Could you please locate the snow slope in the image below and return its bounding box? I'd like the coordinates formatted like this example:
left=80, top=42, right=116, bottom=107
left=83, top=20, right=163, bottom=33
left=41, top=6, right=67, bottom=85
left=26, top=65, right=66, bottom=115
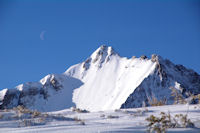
left=0, top=104, right=200, bottom=133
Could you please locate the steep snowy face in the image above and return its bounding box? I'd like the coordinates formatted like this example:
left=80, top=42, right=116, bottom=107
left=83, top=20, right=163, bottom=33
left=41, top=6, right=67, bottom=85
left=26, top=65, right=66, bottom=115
left=65, top=46, right=157, bottom=111
left=65, top=46, right=200, bottom=111
left=0, top=74, right=83, bottom=112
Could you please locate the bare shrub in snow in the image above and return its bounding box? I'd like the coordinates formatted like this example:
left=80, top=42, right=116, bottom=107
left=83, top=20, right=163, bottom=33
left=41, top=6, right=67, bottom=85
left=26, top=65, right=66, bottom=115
left=146, top=112, right=195, bottom=133
left=43, top=113, right=49, bottom=118
left=148, top=96, right=166, bottom=106
left=31, top=110, right=41, bottom=118
left=171, top=86, right=200, bottom=105
left=20, top=119, right=32, bottom=127
left=73, top=117, right=85, bottom=125
left=13, top=105, right=42, bottom=118
left=106, top=115, right=119, bottom=119
left=114, top=109, right=121, bottom=112
left=19, top=118, right=46, bottom=127
left=38, top=117, right=46, bottom=123
left=137, top=109, right=148, bottom=115
left=198, top=94, right=200, bottom=104
left=1, top=107, right=74, bottom=127
left=0, top=114, right=4, bottom=119
left=12, top=105, right=48, bottom=127
left=71, top=107, right=89, bottom=113
left=174, top=114, right=194, bottom=128
left=80, top=121, right=85, bottom=125
left=171, top=87, right=186, bottom=104
left=129, top=109, right=148, bottom=117
left=100, top=114, right=105, bottom=118
left=14, top=105, right=32, bottom=114
left=188, top=93, right=200, bottom=104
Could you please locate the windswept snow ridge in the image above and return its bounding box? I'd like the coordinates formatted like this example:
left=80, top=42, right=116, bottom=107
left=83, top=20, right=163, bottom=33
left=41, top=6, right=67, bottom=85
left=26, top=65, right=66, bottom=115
left=0, top=45, right=200, bottom=112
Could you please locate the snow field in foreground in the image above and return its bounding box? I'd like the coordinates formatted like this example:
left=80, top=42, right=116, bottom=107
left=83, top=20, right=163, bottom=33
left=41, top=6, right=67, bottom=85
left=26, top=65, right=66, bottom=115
left=0, top=104, right=200, bottom=133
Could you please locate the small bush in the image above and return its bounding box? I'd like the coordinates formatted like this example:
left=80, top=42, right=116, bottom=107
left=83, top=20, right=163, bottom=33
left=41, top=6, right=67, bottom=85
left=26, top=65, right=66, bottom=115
left=19, top=118, right=46, bottom=127
left=1, top=106, right=75, bottom=127
left=21, top=119, right=32, bottom=127
left=13, top=105, right=32, bottom=114
left=197, top=94, right=200, bottom=104
left=106, top=115, right=119, bottom=119
left=74, top=117, right=82, bottom=122
left=43, top=113, right=49, bottom=118
left=122, top=110, right=129, bottom=114
left=71, top=107, right=89, bottom=113
left=148, top=96, right=166, bottom=106
left=134, top=109, right=148, bottom=117
left=80, top=121, right=85, bottom=125
left=0, top=114, right=4, bottom=119
left=31, top=110, right=41, bottom=118
left=100, top=114, right=105, bottom=118
left=13, top=105, right=42, bottom=119
left=38, top=117, right=46, bottom=123
left=73, top=117, right=85, bottom=125
left=189, top=94, right=200, bottom=104
left=171, top=87, right=186, bottom=104
left=114, top=109, right=121, bottom=112
left=146, top=112, right=195, bottom=133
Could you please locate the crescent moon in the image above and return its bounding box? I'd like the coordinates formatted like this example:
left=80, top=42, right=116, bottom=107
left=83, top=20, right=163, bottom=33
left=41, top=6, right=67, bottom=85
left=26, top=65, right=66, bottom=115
left=40, top=31, right=46, bottom=40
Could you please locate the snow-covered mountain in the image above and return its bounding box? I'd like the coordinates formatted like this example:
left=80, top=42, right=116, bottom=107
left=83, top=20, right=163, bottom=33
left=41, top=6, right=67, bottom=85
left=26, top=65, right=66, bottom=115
left=0, top=74, right=83, bottom=112
left=0, top=45, right=200, bottom=112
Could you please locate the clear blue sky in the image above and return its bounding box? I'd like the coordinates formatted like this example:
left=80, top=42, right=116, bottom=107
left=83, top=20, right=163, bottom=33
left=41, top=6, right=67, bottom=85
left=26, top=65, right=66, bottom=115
left=0, top=0, right=200, bottom=90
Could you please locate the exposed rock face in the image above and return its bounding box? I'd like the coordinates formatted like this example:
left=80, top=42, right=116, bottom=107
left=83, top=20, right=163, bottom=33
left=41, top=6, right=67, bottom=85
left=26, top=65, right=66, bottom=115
left=0, top=45, right=200, bottom=112
left=0, top=89, right=20, bottom=109
left=121, top=56, right=200, bottom=108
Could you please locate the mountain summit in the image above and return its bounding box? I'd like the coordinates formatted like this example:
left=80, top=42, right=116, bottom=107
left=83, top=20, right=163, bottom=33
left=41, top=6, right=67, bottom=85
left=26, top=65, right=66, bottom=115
left=1, top=45, right=200, bottom=112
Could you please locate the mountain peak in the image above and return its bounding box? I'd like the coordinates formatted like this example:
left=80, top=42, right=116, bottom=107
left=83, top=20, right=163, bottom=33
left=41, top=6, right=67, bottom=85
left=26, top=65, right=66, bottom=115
left=90, top=45, right=118, bottom=61
left=83, top=45, right=119, bottom=69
